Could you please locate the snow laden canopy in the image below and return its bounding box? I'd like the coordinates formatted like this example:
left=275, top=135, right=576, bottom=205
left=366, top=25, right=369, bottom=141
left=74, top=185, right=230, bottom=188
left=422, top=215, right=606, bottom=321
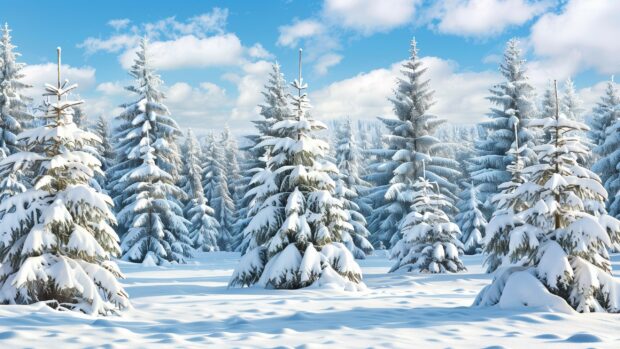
left=233, top=63, right=292, bottom=253
left=471, top=39, right=537, bottom=214
left=333, top=119, right=373, bottom=259
left=390, top=171, right=465, bottom=273
left=0, top=23, right=34, bottom=159
left=230, top=50, right=363, bottom=290
left=455, top=182, right=487, bottom=255
left=112, top=38, right=191, bottom=265
left=0, top=48, right=129, bottom=315
left=181, top=129, right=220, bottom=252
left=476, top=84, right=620, bottom=313
left=368, top=38, right=460, bottom=249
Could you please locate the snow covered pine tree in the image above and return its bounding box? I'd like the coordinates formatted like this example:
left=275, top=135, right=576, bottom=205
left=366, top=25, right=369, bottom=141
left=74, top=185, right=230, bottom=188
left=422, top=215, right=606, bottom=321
left=229, top=49, right=363, bottom=290
left=0, top=48, right=129, bottom=314
left=334, top=119, right=373, bottom=259
left=455, top=182, right=487, bottom=255
left=368, top=38, right=460, bottom=249
left=471, top=39, right=537, bottom=214
left=181, top=129, right=220, bottom=251
left=112, top=38, right=192, bottom=265
left=475, top=82, right=620, bottom=313
left=390, top=161, right=465, bottom=273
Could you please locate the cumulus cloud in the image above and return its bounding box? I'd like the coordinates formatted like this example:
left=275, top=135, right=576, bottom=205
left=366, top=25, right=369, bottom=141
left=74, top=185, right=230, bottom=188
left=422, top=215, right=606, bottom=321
left=277, top=19, right=325, bottom=47
left=312, top=57, right=497, bottom=124
left=314, top=53, right=343, bottom=75
left=108, top=18, right=131, bottom=31
left=21, top=63, right=96, bottom=98
left=427, top=0, right=550, bottom=37
left=322, top=0, right=419, bottom=35
left=529, top=0, right=620, bottom=75
left=118, top=34, right=244, bottom=70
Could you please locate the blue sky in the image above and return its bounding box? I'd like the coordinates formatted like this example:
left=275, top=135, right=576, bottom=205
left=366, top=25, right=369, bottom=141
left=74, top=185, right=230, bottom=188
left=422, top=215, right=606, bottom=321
left=2, top=0, right=618, bottom=134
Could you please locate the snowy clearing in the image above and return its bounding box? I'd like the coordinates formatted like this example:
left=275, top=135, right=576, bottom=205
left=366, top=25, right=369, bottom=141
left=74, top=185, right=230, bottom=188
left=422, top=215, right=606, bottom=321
left=1, top=252, right=619, bottom=348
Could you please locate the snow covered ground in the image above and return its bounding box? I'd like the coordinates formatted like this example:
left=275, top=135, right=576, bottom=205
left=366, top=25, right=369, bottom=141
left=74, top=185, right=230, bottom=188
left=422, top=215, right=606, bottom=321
left=1, top=252, right=620, bottom=348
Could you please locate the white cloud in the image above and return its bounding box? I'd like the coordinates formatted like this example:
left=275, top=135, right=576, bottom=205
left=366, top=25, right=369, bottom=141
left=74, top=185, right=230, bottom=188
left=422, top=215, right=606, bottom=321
left=21, top=63, right=96, bottom=98
left=314, top=53, right=343, bottom=75
left=118, top=34, right=244, bottom=70
left=108, top=18, right=131, bottom=31
left=277, top=19, right=325, bottom=47
left=529, top=0, right=620, bottom=75
left=79, top=34, right=139, bottom=55
left=312, top=57, right=497, bottom=124
left=428, top=0, right=550, bottom=37
left=248, top=43, right=273, bottom=59
left=96, top=81, right=127, bottom=96
left=230, top=61, right=272, bottom=124
left=322, top=0, right=419, bottom=34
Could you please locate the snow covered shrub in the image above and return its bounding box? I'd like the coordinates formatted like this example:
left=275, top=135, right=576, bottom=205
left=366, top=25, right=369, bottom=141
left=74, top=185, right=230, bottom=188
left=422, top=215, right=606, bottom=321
left=476, top=88, right=620, bottom=313
left=390, top=176, right=465, bottom=273
left=0, top=49, right=129, bottom=315
left=229, top=51, right=364, bottom=290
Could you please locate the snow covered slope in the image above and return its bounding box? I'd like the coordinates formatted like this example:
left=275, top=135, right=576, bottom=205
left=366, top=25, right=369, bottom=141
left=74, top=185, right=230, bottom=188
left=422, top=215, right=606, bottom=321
left=0, top=252, right=619, bottom=348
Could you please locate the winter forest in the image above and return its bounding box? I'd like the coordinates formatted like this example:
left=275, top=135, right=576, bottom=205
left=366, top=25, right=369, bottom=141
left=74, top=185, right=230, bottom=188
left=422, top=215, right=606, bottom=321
left=1, top=1, right=620, bottom=348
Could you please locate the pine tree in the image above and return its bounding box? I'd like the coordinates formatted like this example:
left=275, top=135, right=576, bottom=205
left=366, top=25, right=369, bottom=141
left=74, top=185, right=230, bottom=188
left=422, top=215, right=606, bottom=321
left=229, top=50, right=363, bottom=290
left=455, top=182, right=487, bottom=255
left=234, top=63, right=293, bottom=253
left=0, top=49, right=129, bottom=314
left=181, top=129, right=219, bottom=251
left=390, top=172, right=465, bottom=273
left=367, top=38, right=460, bottom=249
left=0, top=23, right=34, bottom=158
left=109, top=38, right=186, bottom=241
left=334, top=119, right=373, bottom=259
left=72, top=104, right=87, bottom=128
left=562, top=78, right=584, bottom=121
left=476, top=83, right=620, bottom=313
left=593, top=94, right=620, bottom=221
left=588, top=80, right=619, bottom=151
left=470, top=39, right=537, bottom=214
left=92, top=116, right=114, bottom=190
left=202, top=133, right=235, bottom=251
left=482, top=123, right=533, bottom=272
left=118, top=129, right=192, bottom=265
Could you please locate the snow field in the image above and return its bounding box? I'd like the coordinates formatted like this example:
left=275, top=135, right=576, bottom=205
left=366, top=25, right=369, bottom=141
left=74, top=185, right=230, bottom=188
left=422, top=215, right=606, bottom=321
left=1, top=252, right=619, bottom=348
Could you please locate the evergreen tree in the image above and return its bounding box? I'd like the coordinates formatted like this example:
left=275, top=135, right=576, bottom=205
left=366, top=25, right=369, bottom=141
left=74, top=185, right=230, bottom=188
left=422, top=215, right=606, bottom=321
left=234, top=63, right=293, bottom=253
left=482, top=123, right=532, bottom=272
left=0, top=23, right=34, bottom=158
left=476, top=83, right=620, bottom=313
left=367, top=38, right=460, bottom=248
left=588, top=80, right=619, bottom=151
left=562, top=78, right=584, bottom=121
left=202, top=133, right=235, bottom=251
left=334, top=119, right=373, bottom=259
left=72, top=104, right=87, bottom=128
left=470, top=39, right=537, bottom=213
left=181, top=129, right=220, bottom=251
left=229, top=51, right=363, bottom=290
left=118, top=129, right=192, bottom=264
left=0, top=49, right=129, bottom=314
left=390, top=173, right=465, bottom=273
left=92, top=116, right=114, bottom=190
left=109, top=38, right=186, bottom=240
left=455, top=182, right=487, bottom=255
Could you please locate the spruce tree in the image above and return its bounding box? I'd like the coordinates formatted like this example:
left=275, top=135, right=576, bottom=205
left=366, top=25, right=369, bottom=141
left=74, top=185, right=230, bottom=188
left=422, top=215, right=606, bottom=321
left=0, top=23, right=34, bottom=158
left=181, top=129, right=220, bottom=251
left=234, top=63, right=293, bottom=253
left=92, top=116, right=114, bottom=190
left=0, top=49, right=129, bottom=314
left=455, top=182, right=487, bottom=255
left=588, top=80, right=619, bottom=151
left=118, top=129, right=192, bottom=264
left=109, top=38, right=186, bottom=241
left=470, top=39, right=537, bottom=213
left=367, top=38, right=460, bottom=248
left=390, top=172, right=465, bottom=273
left=334, top=119, right=373, bottom=259
left=476, top=83, right=620, bottom=313
left=562, top=78, right=584, bottom=121
left=202, top=133, right=235, bottom=251
left=229, top=50, right=363, bottom=290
